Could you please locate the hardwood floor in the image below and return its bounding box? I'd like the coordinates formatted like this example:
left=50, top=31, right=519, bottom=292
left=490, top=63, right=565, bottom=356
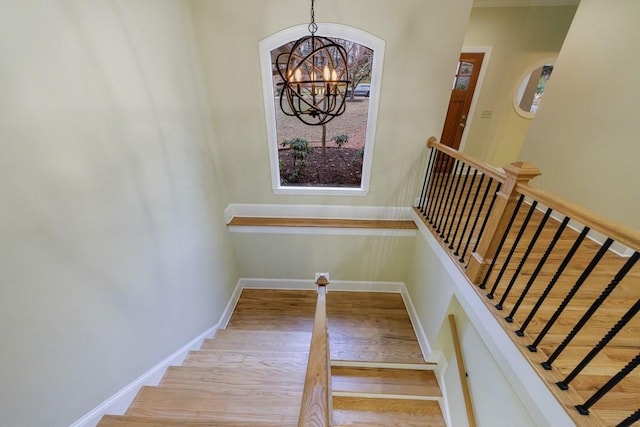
left=100, top=289, right=445, bottom=426
left=229, top=289, right=444, bottom=426
left=228, top=289, right=426, bottom=364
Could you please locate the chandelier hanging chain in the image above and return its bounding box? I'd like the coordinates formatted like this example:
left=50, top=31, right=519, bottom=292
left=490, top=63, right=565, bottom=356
left=308, top=0, right=317, bottom=35
left=275, top=0, right=351, bottom=126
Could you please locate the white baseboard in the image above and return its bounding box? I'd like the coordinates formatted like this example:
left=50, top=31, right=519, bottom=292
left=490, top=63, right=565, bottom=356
left=238, top=277, right=406, bottom=293
left=400, top=287, right=432, bottom=361
left=429, top=350, right=453, bottom=427
left=71, top=279, right=250, bottom=427
left=218, top=279, right=244, bottom=329
left=70, top=323, right=218, bottom=427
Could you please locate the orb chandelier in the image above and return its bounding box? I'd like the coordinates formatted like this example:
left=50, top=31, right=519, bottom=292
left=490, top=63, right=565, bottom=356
left=275, top=0, right=350, bottom=126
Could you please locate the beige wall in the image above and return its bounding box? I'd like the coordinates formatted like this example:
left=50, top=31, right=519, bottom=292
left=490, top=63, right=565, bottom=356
left=0, top=2, right=238, bottom=425
left=405, top=235, right=541, bottom=427
left=462, top=6, right=576, bottom=167
left=519, top=0, right=640, bottom=230
left=231, top=232, right=415, bottom=282
left=190, top=0, right=474, bottom=207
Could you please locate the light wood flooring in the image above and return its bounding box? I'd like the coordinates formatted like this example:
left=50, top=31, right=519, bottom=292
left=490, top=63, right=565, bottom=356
left=99, top=289, right=445, bottom=426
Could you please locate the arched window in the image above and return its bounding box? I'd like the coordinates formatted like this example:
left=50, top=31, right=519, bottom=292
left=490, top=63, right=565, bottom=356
left=259, top=24, right=385, bottom=196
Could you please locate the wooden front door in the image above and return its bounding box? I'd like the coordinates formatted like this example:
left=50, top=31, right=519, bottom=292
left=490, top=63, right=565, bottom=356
left=440, top=52, right=484, bottom=151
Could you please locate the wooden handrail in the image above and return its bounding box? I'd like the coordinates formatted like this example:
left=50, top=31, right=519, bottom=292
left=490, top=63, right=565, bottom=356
left=298, top=275, right=331, bottom=427
left=516, top=183, right=640, bottom=252
left=448, top=314, right=477, bottom=427
left=425, top=136, right=640, bottom=281
left=426, top=136, right=506, bottom=183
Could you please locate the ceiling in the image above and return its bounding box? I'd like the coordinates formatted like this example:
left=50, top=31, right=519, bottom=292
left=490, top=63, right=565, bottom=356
left=474, top=0, right=579, bottom=6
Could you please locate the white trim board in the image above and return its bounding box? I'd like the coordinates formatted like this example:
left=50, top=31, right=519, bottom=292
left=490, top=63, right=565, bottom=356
left=458, top=46, right=492, bottom=154
left=238, top=277, right=405, bottom=293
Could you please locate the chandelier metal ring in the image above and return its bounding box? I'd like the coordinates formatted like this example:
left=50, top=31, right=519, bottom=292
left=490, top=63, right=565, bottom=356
left=275, top=0, right=351, bottom=126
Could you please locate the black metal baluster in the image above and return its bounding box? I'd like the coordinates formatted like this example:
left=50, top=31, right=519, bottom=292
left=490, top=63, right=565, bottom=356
left=529, top=237, right=613, bottom=353
left=509, top=215, right=569, bottom=325
left=488, top=199, right=537, bottom=301
left=557, top=298, right=640, bottom=390
left=473, top=181, right=502, bottom=253
left=450, top=169, right=477, bottom=251
left=617, top=408, right=640, bottom=427
left=428, top=154, right=453, bottom=225
left=460, top=174, right=489, bottom=263
left=501, top=207, right=553, bottom=318
left=425, top=153, right=445, bottom=221
left=575, top=353, right=640, bottom=416
left=454, top=172, right=482, bottom=261
left=426, top=154, right=446, bottom=223
left=418, top=148, right=436, bottom=211
left=435, top=160, right=460, bottom=234
left=542, top=251, right=639, bottom=370
left=519, top=226, right=590, bottom=338
left=422, top=152, right=442, bottom=219
left=480, top=193, right=524, bottom=290
left=440, top=163, right=466, bottom=241
left=444, top=165, right=472, bottom=248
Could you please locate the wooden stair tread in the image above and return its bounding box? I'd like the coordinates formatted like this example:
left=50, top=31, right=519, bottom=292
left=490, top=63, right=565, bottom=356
left=182, top=349, right=309, bottom=368
left=227, top=216, right=417, bottom=230
left=332, top=366, right=441, bottom=397
left=160, top=365, right=305, bottom=390
left=98, top=415, right=284, bottom=426
left=202, top=329, right=311, bottom=352
left=332, top=396, right=445, bottom=427
left=331, top=344, right=424, bottom=365
left=126, top=386, right=301, bottom=425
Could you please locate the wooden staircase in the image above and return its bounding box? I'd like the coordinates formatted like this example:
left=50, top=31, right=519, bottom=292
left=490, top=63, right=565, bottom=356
left=331, top=365, right=444, bottom=426
left=98, top=289, right=446, bottom=426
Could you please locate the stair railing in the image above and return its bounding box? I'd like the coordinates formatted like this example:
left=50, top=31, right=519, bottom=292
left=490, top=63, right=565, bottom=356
left=298, top=275, right=332, bottom=427
left=416, top=137, right=640, bottom=425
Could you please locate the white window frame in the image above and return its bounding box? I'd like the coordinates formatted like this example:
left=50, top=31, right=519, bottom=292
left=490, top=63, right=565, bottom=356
left=259, top=23, right=385, bottom=196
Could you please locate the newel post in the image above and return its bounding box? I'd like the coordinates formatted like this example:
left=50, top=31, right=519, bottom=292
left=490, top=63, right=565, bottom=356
left=466, top=161, right=541, bottom=284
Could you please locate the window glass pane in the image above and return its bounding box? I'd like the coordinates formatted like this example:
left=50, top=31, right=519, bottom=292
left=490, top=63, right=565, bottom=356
left=455, top=76, right=470, bottom=90
left=459, top=62, right=473, bottom=76
left=271, top=39, right=373, bottom=188
left=531, top=65, right=554, bottom=112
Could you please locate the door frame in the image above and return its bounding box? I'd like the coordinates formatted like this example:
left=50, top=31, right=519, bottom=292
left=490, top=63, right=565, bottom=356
left=456, top=46, right=492, bottom=152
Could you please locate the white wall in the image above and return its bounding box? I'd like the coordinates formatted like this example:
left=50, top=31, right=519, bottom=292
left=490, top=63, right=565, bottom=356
left=519, top=0, right=640, bottom=230
left=462, top=6, right=576, bottom=167
left=0, top=2, right=238, bottom=425
left=190, top=0, right=474, bottom=207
